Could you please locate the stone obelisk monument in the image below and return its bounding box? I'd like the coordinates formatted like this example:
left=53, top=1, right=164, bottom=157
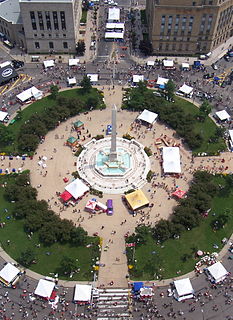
left=109, top=104, right=117, bottom=162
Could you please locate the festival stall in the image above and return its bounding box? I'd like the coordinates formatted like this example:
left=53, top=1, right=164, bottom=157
left=162, top=147, right=181, bottom=174
left=156, top=76, right=169, bottom=89
left=205, top=261, right=229, bottom=283
left=60, top=190, right=72, bottom=203
left=173, top=278, right=194, bottom=301
left=172, top=189, right=186, bottom=199
left=0, top=263, right=22, bottom=287
left=163, top=60, right=175, bottom=70
left=68, top=58, right=80, bottom=66
left=105, top=32, right=124, bottom=41
left=67, top=77, right=76, bottom=87
left=65, top=178, right=89, bottom=200
left=34, top=279, right=55, bottom=300
left=147, top=61, right=155, bottom=66
left=137, top=109, right=158, bottom=126
left=43, top=60, right=55, bottom=69
left=16, top=86, right=43, bottom=103
left=73, top=284, right=92, bottom=304
left=74, top=120, right=84, bottom=131
left=87, top=74, right=98, bottom=83
left=181, top=63, right=190, bottom=70
left=108, top=7, right=120, bottom=22
left=215, top=110, right=231, bottom=122
left=85, top=199, right=97, bottom=212
left=66, top=137, right=78, bottom=147
left=0, top=111, right=9, bottom=123
left=125, top=190, right=149, bottom=211
left=177, top=84, right=193, bottom=97
left=132, top=75, right=144, bottom=84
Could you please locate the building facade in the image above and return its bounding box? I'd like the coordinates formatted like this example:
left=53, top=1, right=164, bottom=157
left=19, top=0, right=82, bottom=54
left=146, top=0, right=233, bottom=55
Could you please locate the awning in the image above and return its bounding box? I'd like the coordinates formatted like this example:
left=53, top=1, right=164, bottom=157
left=34, top=279, right=55, bottom=299
left=137, top=109, right=158, bottom=124
left=68, top=58, right=80, bottom=66
left=0, top=111, right=8, bottom=122
left=67, top=77, right=76, bottom=85
left=174, top=278, right=194, bottom=301
left=172, top=189, right=186, bottom=199
left=215, top=110, right=230, bottom=121
left=65, top=178, right=89, bottom=200
left=74, top=284, right=92, bottom=302
left=162, top=147, right=181, bottom=173
left=16, top=86, right=43, bottom=102
left=105, top=32, right=124, bottom=39
left=147, top=61, right=155, bottom=66
left=181, top=63, right=190, bottom=69
left=125, top=189, right=149, bottom=211
left=87, top=74, right=98, bottom=82
left=163, top=60, right=174, bottom=67
left=206, top=261, right=228, bottom=283
left=178, top=84, right=193, bottom=95
left=0, top=263, right=21, bottom=285
left=156, top=76, right=169, bottom=86
left=43, top=60, right=55, bottom=68
left=60, top=190, right=72, bottom=202
left=133, top=282, right=144, bottom=292
left=108, top=7, right=120, bottom=21
left=133, top=75, right=144, bottom=83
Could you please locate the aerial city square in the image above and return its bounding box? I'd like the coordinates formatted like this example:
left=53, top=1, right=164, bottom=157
left=0, top=0, right=232, bottom=319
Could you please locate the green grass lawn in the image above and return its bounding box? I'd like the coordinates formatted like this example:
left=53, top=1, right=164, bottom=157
left=80, top=9, right=88, bottom=24
left=0, top=175, right=99, bottom=281
left=128, top=176, right=233, bottom=280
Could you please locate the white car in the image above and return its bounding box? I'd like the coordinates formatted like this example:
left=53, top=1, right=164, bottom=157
left=212, top=64, right=218, bottom=70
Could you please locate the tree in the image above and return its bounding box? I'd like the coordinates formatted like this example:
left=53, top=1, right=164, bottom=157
left=80, top=75, right=92, bottom=93
left=76, top=40, right=85, bottom=56
left=152, top=220, right=172, bottom=242
left=60, top=256, right=77, bottom=275
left=39, top=224, right=57, bottom=245
left=165, top=80, right=176, bottom=99
left=71, top=227, right=88, bottom=246
left=211, top=214, right=229, bottom=231
left=19, top=248, right=36, bottom=267
left=199, top=100, right=212, bottom=116
left=215, top=126, right=225, bottom=139
left=0, top=124, right=14, bottom=146
left=139, top=40, right=153, bottom=56
left=50, top=85, right=59, bottom=100
left=18, top=134, right=40, bottom=152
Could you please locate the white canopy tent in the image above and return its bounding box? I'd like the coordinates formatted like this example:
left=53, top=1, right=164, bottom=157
left=68, top=59, right=80, bottom=66
left=215, top=110, right=230, bottom=121
left=74, top=284, right=92, bottom=302
left=162, top=147, right=181, bottom=173
left=137, top=109, right=158, bottom=125
left=157, top=76, right=169, bottom=86
left=163, top=60, right=174, bottom=68
left=181, top=63, right=190, bottom=69
left=0, top=263, right=21, bottom=286
left=96, top=201, right=107, bottom=211
left=0, top=111, right=8, bottom=122
left=108, top=7, right=120, bottom=22
left=133, top=75, right=144, bottom=83
left=106, top=22, right=124, bottom=30
left=16, top=86, right=43, bottom=102
left=205, top=261, right=229, bottom=283
left=147, top=60, right=155, bottom=66
left=178, top=84, right=193, bottom=95
left=43, top=60, right=55, bottom=68
left=173, top=278, right=194, bottom=301
left=87, top=74, right=98, bottom=82
left=34, top=279, right=55, bottom=299
left=67, top=77, right=76, bottom=85
left=65, top=178, right=89, bottom=200
left=105, top=32, right=124, bottom=39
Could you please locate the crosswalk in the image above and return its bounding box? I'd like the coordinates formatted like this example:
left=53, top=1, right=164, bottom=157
left=93, top=288, right=132, bottom=320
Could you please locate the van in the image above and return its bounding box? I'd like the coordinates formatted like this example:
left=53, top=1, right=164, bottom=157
left=107, top=199, right=113, bottom=215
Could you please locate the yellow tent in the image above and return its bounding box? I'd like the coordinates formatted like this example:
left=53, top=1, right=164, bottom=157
left=125, top=189, right=149, bottom=211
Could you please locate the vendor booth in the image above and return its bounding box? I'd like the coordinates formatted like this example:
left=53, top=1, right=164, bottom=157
left=163, top=60, right=175, bottom=70
left=172, top=189, right=186, bottom=199
left=74, top=120, right=84, bottom=131
left=34, top=279, right=55, bottom=300
left=73, top=284, right=92, bottom=304
left=66, top=137, right=78, bottom=147
left=137, top=109, right=158, bottom=126
left=0, top=64, right=18, bottom=86
left=106, top=22, right=124, bottom=32
left=140, top=287, right=154, bottom=300
left=60, top=190, right=72, bottom=202
left=205, top=261, right=229, bottom=283
left=173, top=278, right=194, bottom=301
left=65, top=178, right=89, bottom=200
left=162, top=147, right=181, bottom=174
left=181, top=63, right=190, bottom=70
left=16, top=86, right=43, bottom=103
left=147, top=60, right=155, bottom=66
left=132, top=75, right=144, bottom=86
left=67, top=77, right=76, bottom=87
left=68, top=58, right=80, bottom=66
left=156, top=76, right=169, bottom=89
left=108, top=7, right=120, bottom=22
left=0, top=111, right=9, bottom=123
left=87, top=74, right=98, bottom=83
left=125, top=189, right=149, bottom=211
left=0, top=263, right=22, bottom=287
left=43, top=60, right=55, bottom=69
left=215, top=110, right=230, bottom=122
left=177, top=84, right=193, bottom=97
left=85, top=199, right=97, bottom=212
left=105, top=32, right=124, bottom=41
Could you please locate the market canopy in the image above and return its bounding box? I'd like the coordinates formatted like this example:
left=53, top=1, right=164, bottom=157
left=16, top=86, right=43, bottom=102
left=68, top=58, right=80, bottom=66
left=67, top=77, right=76, bottom=85
left=34, top=279, right=55, bottom=299
left=87, top=74, right=98, bottom=82
left=0, top=263, right=21, bottom=285
left=105, top=32, right=124, bottom=39
left=43, top=60, right=55, bottom=68
left=181, top=63, right=190, bottom=69
left=137, top=109, right=158, bottom=125
left=172, top=189, right=186, bottom=199
left=106, top=22, right=124, bottom=30
left=163, top=60, right=174, bottom=67
left=65, top=178, right=89, bottom=200
left=60, top=190, right=72, bottom=202
left=215, top=110, right=230, bottom=121
left=125, top=189, right=149, bottom=211
left=178, top=84, right=193, bottom=95
left=173, top=278, right=194, bottom=301
left=108, top=7, right=120, bottom=21
left=133, top=282, right=144, bottom=292
left=162, top=147, right=181, bottom=173
left=0, top=111, right=8, bottom=122
left=74, top=284, right=92, bottom=302
left=147, top=60, right=155, bottom=66
left=206, top=261, right=228, bottom=283
left=156, top=76, right=169, bottom=86
left=133, top=75, right=144, bottom=83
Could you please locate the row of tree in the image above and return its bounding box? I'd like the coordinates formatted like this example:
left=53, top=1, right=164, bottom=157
left=5, top=172, right=88, bottom=246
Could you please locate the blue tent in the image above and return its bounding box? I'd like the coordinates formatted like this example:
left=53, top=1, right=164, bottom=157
left=159, top=84, right=165, bottom=89
left=133, top=282, right=144, bottom=292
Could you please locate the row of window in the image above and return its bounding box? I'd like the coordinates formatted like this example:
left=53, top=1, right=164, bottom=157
left=160, top=15, right=194, bottom=35
left=34, top=33, right=67, bottom=38
left=30, top=11, right=66, bottom=31
left=217, top=6, right=232, bottom=30
left=34, top=41, right=68, bottom=49
left=158, top=42, right=208, bottom=51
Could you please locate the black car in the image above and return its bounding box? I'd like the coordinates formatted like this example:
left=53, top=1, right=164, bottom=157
left=11, top=60, right=24, bottom=69
left=224, top=54, right=230, bottom=61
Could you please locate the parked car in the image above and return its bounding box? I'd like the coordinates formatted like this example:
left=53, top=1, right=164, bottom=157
left=211, top=63, right=218, bottom=70
left=11, top=60, right=24, bottom=69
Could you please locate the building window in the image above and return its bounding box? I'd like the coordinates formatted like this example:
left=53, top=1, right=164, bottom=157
left=172, top=43, right=176, bottom=50
left=53, top=11, right=59, bottom=30
left=49, top=34, right=52, bottom=37
left=37, top=11, right=44, bottom=30
left=45, top=11, right=51, bottom=30
left=30, top=11, right=37, bottom=30
left=60, top=11, right=66, bottom=30
left=49, top=41, right=54, bottom=49
left=63, top=34, right=66, bottom=37
left=35, top=41, right=40, bottom=49
left=209, top=0, right=213, bottom=4
left=55, top=33, right=59, bottom=37
left=34, top=34, right=37, bottom=37
left=63, top=41, right=68, bottom=49
left=192, top=2, right=196, bottom=6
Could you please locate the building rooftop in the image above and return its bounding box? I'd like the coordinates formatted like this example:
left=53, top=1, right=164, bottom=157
left=0, top=0, right=22, bottom=24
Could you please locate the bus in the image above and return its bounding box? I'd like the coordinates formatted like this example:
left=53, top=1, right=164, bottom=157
left=107, top=199, right=113, bottom=215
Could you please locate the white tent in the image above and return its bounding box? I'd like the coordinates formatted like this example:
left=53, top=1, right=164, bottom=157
left=34, top=279, right=55, bottom=299
left=85, top=199, right=97, bottom=211
left=74, top=284, right=92, bottom=302
left=133, top=75, right=144, bottom=83
left=108, top=7, right=120, bottom=21
left=205, top=261, right=228, bottom=283
left=87, top=74, right=98, bottom=82
left=147, top=61, right=155, bottom=66
left=178, top=84, right=193, bottom=95
left=181, top=63, right=190, bottom=69
left=0, top=111, right=8, bottom=122
left=65, top=178, right=89, bottom=200
left=0, top=263, right=21, bottom=286
left=68, top=58, right=80, bottom=66
left=96, top=201, right=107, bottom=211
left=163, top=60, right=174, bottom=68
left=43, top=60, right=55, bottom=68
left=106, top=22, right=124, bottom=30
left=105, top=32, right=124, bottom=39
left=137, top=109, right=158, bottom=125
left=157, top=76, right=169, bottom=86
left=162, top=147, right=181, bottom=173
left=67, top=77, right=76, bottom=85
left=173, top=278, right=194, bottom=301
left=16, top=86, right=43, bottom=102
left=215, top=110, right=230, bottom=121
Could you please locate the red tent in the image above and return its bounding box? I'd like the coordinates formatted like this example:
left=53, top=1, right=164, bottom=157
left=172, top=189, right=186, bottom=199
left=60, top=190, right=72, bottom=202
